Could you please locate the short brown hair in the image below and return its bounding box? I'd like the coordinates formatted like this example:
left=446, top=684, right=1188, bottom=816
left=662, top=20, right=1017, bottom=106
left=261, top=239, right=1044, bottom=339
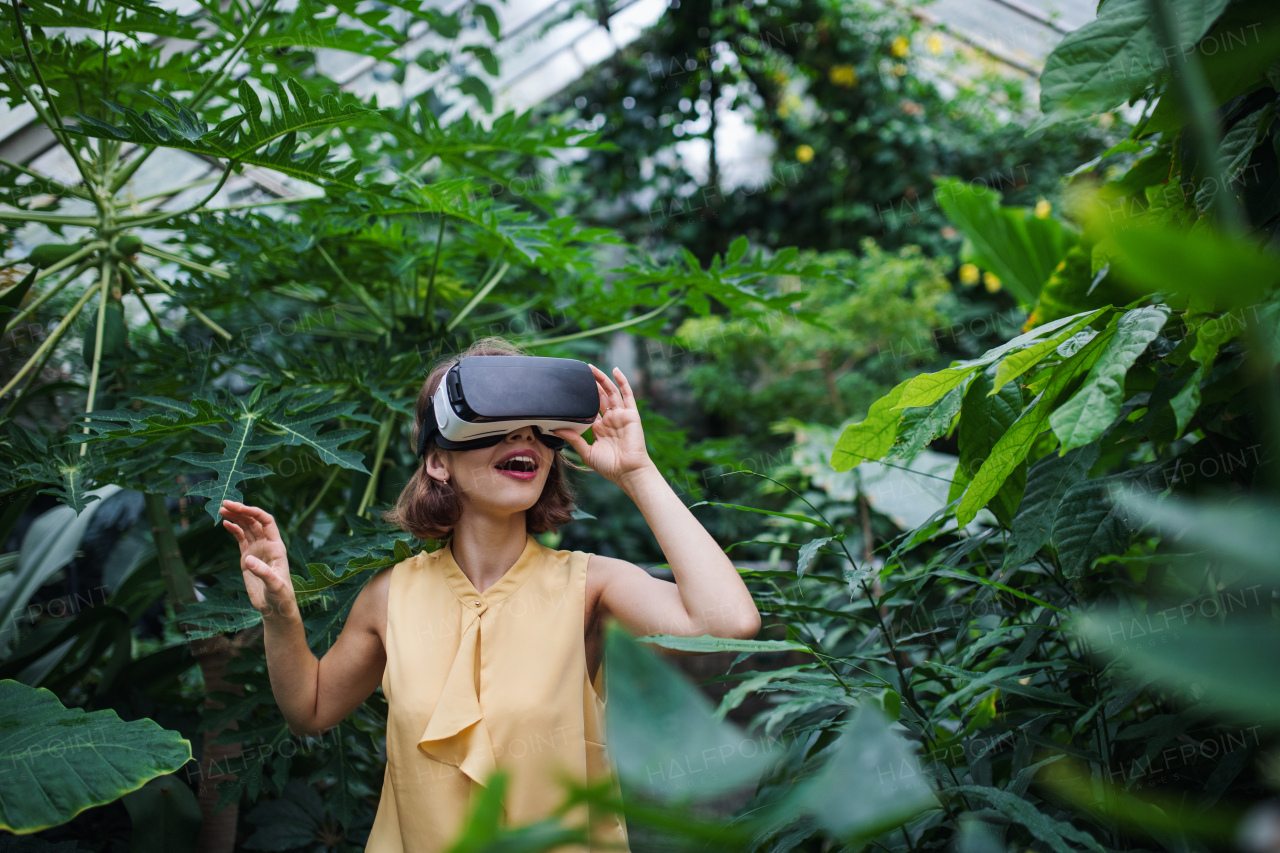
left=381, top=338, right=577, bottom=541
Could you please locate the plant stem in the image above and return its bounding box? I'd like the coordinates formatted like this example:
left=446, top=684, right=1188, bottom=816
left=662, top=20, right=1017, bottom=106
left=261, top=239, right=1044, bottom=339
left=80, top=260, right=112, bottom=454
left=6, top=259, right=96, bottom=332
left=35, top=241, right=106, bottom=283
left=356, top=414, right=395, bottom=518
left=446, top=260, right=510, bottom=332
left=116, top=161, right=236, bottom=229
left=0, top=275, right=99, bottom=400
left=0, top=157, right=90, bottom=199
left=528, top=296, right=680, bottom=346
left=139, top=244, right=231, bottom=279
left=316, top=243, right=389, bottom=328
left=425, top=215, right=446, bottom=327
left=287, top=464, right=342, bottom=535
left=129, top=259, right=233, bottom=340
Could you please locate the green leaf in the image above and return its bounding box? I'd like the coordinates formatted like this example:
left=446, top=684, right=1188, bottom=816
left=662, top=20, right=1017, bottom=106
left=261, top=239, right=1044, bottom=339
left=934, top=177, right=1075, bottom=306
left=1003, top=443, right=1101, bottom=569
left=458, top=77, right=493, bottom=112
left=831, top=379, right=909, bottom=471
left=604, top=626, right=778, bottom=800
left=0, top=681, right=191, bottom=834
left=0, top=268, right=39, bottom=337
left=472, top=3, right=500, bottom=38
left=1053, top=467, right=1161, bottom=578
left=121, top=774, right=202, bottom=853
left=948, top=786, right=1104, bottom=853
left=1049, top=305, right=1169, bottom=453
left=1075, top=619, right=1280, bottom=721
left=67, top=78, right=378, bottom=192
left=463, top=45, right=500, bottom=77
left=796, top=537, right=833, bottom=577
left=264, top=390, right=369, bottom=472
left=1102, top=219, right=1280, bottom=310
left=1033, top=0, right=1231, bottom=127
left=799, top=707, right=939, bottom=841
left=714, top=666, right=817, bottom=721
left=951, top=371, right=1025, bottom=526
left=638, top=635, right=810, bottom=654
left=176, top=415, right=277, bottom=523
left=889, top=385, right=965, bottom=461
left=991, top=307, right=1109, bottom=396
left=956, top=329, right=1113, bottom=526
left=1196, top=104, right=1277, bottom=211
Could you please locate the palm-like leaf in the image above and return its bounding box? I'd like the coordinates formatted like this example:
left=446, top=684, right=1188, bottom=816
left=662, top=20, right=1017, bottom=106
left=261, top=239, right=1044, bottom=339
left=65, top=78, right=380, bottom=191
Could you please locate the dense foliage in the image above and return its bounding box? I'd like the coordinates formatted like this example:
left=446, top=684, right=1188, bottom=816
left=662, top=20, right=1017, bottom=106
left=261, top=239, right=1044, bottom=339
left=1, top=0, right=1278, bottom=851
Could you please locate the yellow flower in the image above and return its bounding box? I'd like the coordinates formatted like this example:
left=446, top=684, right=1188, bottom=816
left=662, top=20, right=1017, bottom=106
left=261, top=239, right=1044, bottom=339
left=984, top=272, right=1002, bottom=293
left=891, top=35, right=910, bottom=57
left=926, top=33, right=944, bottom=55
left=891, top=62, right=908, bottom=77
left=829, top=64, right=858, bottom=87
left=1034, top=199, right=1051, bottom=219
left=796, top=144, right=815, bottom=163
left=959, top=263, right=979, bottom=285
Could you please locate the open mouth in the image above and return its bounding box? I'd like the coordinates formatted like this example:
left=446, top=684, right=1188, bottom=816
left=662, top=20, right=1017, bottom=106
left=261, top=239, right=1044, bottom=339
left=494, top=451, right=539, bottom=480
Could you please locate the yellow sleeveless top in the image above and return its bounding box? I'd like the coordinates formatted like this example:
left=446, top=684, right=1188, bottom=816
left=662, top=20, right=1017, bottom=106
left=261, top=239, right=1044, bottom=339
left=365, top=534, right=630, bottom=852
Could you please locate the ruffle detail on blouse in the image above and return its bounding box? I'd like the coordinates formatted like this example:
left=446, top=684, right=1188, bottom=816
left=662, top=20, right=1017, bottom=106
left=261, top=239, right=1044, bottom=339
left=417, top=612, right=497, bottom=787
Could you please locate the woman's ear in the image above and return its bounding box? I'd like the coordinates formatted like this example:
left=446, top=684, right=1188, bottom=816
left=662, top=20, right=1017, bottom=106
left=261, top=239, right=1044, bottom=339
left=424, top=447, right=451, bottom=484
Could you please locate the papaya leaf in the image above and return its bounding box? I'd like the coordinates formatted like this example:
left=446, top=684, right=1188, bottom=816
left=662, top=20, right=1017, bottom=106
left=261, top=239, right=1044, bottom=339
left=0, top=681, right=191, bottom=834
left=66, top=78, right=379, bottom=192
left=263, top=390, right=369, bottom=472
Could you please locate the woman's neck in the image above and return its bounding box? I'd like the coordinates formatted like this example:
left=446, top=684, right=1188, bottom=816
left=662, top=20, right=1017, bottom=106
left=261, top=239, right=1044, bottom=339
left=450, top=509, right=529, bottom=594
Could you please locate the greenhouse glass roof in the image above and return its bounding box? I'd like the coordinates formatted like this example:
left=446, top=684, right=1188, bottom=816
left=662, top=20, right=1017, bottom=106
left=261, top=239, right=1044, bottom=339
left=0, top=0, right=1099, bottom=215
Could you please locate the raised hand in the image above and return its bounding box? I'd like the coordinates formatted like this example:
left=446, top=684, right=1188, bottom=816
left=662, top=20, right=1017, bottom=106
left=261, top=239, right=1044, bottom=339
left=554, top=365, right=656, bottom=488
left=219, top=499, right=298, bottom=620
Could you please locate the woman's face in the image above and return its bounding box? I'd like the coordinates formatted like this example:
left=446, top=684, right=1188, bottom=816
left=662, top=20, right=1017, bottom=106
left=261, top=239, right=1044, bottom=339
left=426, top=426, right=555, bottom=517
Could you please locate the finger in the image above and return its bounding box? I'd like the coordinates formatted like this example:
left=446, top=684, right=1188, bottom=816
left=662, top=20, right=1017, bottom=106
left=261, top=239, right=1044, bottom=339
left=221, top=519, right=247, bottom=546
left=238, top=504, right=280, bottom=533
left=243, top=554, right=273, bottom=579
left=613, top=367, right=637, bottom=408
left=589, top=363, right=622, bottom=409
left=554, top=428, right=591, bottom=459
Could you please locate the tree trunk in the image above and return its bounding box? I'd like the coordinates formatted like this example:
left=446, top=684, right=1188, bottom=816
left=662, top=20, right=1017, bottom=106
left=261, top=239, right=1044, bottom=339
left=191, top=635, right=244, bottom=853
left=145, top=492, right=243, bottom=853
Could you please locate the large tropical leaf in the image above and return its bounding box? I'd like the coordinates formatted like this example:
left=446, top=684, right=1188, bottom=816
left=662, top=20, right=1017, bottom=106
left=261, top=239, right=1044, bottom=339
left=0, top=681, right=191, bottom=834
left=1049, top=305, right=1169, bottom=453
left=1003, top=443, right=1101, bottom=570
left=1033, top=0, right=1231, bottom=127
left=66, top=78, right=379, bottom=192
left=934, top=178, right=1075, bottom=307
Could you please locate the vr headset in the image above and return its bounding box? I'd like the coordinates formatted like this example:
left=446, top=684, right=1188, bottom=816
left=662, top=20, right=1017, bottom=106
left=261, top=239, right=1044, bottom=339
left=416, top=355, right=600, bottom=457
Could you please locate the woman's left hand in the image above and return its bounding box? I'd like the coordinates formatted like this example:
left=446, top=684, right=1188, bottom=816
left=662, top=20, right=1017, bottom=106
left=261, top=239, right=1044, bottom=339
left=555, top=365, right=655, bottom=487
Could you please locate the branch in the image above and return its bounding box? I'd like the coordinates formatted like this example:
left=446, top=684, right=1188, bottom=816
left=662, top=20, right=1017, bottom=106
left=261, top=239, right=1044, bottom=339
left=114, top=161, right=236, bottom=229
left=128, top=259, right=233, bottom=340
left=4, top=3, right=100, bottom=205
left=0, top=276, right=99, bottom=400
left=526, top=297, right=679, bottom=346
left=139, top=244, right=231, bottom=279
left=446, top=260, right=510, bottom=332
left=5, top=257, right=97, bottom=331
left=80, top=260, right=112, bottom=450
left=0, top=157, right=90, bottom=199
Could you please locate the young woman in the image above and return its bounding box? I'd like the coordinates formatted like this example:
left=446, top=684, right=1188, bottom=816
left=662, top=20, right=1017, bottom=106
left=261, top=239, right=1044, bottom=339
left=218, top=340, right=760, bottom=853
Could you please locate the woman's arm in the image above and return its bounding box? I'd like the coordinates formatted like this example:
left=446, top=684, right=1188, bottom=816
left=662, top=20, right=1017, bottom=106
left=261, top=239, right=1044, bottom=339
left=219, top=500, right=389, bottom=737
left=556, top=367, right=761, bottom=641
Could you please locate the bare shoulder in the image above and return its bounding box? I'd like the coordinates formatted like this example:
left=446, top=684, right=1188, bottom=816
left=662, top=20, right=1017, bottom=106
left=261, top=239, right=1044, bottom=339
left=585, top=553, right=657, bottom=596
left=347, top=565, right=394, bottom=642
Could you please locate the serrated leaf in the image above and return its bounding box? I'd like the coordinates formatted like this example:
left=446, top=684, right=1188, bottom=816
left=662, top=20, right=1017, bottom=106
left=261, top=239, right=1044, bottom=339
left=264, top=392, right=369, bottom=472
left=796, top=537, right=833, bottom=578
left=948, top=786, right=1104, bottom=853
left=889, top=384, right=966, bottom=461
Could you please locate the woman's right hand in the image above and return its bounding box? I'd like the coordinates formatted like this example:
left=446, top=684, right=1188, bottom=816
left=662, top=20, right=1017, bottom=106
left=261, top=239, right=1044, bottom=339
left=219, top=500, right=298, bottom=620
